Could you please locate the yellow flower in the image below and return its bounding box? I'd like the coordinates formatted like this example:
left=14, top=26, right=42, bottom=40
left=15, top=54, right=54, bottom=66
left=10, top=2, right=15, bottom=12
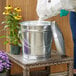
left=14, top=8, right=21, bottom=12
left=5, top=5, right=12, bottom=10
left=3, top=11, right=9, bottom=15
left=14, top=16, right=22, bottom=20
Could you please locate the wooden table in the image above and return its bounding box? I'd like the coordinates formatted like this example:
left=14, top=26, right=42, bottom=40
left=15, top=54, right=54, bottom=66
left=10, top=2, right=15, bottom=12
left=6, top=51, right=73, bottom=76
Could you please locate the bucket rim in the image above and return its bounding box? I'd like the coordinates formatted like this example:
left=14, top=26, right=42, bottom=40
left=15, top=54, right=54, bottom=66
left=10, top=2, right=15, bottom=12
left=19, top=20, right=51, bottom=26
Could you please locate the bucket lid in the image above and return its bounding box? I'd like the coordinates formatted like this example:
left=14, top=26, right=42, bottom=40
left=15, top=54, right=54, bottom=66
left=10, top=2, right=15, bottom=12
left=51, top=21, right=65, bottom=55
left=20, top=20, right=51, bottom=26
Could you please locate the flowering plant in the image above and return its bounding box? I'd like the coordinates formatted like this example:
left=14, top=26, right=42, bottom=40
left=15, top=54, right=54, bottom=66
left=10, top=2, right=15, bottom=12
left=1, top=5, right=22, bottom=46
left=0, top=51, right=11, bottom=73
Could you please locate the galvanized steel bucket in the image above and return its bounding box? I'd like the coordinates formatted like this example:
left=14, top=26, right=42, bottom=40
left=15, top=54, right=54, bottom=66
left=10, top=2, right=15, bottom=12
left=19, top=21, right=65, bottom=60
left=19, top=21, right=52, bottom=59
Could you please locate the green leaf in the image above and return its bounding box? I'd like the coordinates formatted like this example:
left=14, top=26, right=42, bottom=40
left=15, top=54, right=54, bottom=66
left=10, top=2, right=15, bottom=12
left=4, top=41, right=9, bottom=45
left=7, top=21, right=12, bottom=24
left=0, top=35, right=6, bottom=38
left=4, top=25, right=10, bottom=29
left=1, top=21, right=6, bottom=24
left=16, top=26, right=20, bottom=29
left=18, top=43, right=22, bottom=47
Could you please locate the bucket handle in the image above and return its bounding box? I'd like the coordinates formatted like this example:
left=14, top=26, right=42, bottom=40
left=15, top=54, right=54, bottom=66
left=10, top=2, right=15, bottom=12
left=18, top=31, right=31, bottom=48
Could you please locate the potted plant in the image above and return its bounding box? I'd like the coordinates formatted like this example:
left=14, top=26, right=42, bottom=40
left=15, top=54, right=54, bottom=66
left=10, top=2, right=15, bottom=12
left=1, top=5, right=22, bottom=55
left=0, top=51, right=11, bottom=76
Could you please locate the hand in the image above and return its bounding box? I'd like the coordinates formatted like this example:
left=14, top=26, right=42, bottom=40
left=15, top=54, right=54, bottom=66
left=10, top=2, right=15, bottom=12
left=60, top=9, right=69, bottom=17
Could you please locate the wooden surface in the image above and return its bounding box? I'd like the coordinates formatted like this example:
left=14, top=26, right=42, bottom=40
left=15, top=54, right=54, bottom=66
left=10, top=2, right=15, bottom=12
left=10, top=72, right=69, bottom=76
left=0, top=0, right=73, bottom=75
left=7, top=51, right=73, bottom=66
left=7, top=51, right=73, bottom=76
left=0, top=0, right=6, bottom=51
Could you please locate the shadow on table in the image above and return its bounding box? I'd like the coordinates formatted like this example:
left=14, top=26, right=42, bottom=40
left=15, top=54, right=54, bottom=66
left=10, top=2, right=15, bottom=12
left=11, top=74, right=22, bottom=76
left=11, top=70, right=50, bottom=76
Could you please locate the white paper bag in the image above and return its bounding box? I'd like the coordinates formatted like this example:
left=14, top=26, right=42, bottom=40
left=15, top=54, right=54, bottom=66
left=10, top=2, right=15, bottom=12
left=36, top=0, right=61, bottom=20
left=36, top=0, right=76, bottom=20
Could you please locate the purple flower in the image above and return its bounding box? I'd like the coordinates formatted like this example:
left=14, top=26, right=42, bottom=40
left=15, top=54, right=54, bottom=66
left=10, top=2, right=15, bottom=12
left=0, top=67, right=3, bottom=72
left=0, top=64, right=3, bottom=72
left=0, top=60, right=2, bottom=63
left=0, top=54, right=2, bottom=57
left=0, top=51, right=11, bottom=72
left=2, top=62, right=7, bottom=66
left=1, top=56, right=6, bottom=60
left=6, top=64, right=10, bottom=68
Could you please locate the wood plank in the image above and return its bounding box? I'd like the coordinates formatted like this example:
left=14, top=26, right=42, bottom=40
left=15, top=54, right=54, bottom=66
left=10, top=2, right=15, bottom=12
left=0, top=0, right=6, bottom=51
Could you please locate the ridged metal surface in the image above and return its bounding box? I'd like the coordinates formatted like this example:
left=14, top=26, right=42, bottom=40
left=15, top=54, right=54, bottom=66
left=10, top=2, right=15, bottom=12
left=51, top=21, right=65, bottom=55
left=20, top=21, right=52, bottom=59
